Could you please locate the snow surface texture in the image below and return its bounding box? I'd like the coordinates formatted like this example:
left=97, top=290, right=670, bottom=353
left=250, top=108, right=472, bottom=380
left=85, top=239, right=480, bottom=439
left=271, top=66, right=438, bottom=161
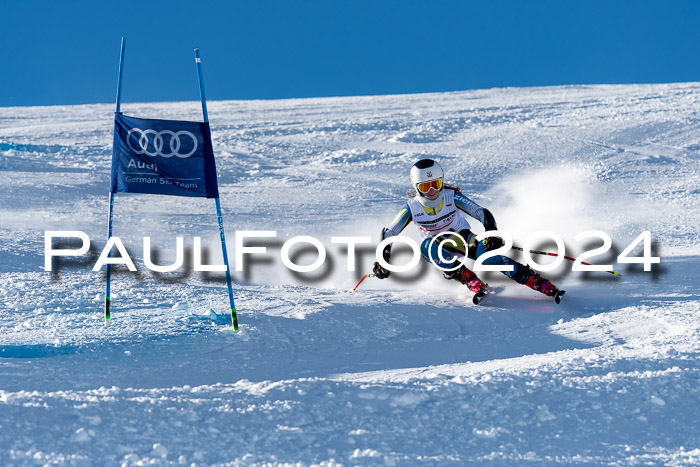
left=1, top=83, right=699, bottom=465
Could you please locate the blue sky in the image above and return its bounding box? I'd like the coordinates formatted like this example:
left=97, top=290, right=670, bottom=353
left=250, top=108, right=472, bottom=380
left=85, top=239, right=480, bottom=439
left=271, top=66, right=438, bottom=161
left=2, top=1, right=699, bottom=106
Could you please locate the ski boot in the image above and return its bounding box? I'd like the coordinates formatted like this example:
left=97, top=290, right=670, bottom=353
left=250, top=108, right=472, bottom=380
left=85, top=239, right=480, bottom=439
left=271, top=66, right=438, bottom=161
left=517, top=267, right=565, bottom=304
left=445, top=265, right=487, bottom=294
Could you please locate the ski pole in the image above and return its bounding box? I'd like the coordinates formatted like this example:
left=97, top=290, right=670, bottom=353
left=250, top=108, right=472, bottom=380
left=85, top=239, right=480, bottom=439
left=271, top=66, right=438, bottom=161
left=511, top=246, right=622, bottom=276
left=195, top=48, right=238, bottom=332
left=105, top=36, right=126, bottom=327
left=351, top=274, right=375, bottom=291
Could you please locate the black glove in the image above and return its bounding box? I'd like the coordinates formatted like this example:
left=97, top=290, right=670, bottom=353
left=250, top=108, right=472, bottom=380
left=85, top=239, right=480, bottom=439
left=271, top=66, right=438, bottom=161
left=373, top=262, right=390, bottom=279
left=482, top=236, right=504, bottom=251
left=374, top=227, right=392, bottom=279
left=482, top=208, right=498, bottom=232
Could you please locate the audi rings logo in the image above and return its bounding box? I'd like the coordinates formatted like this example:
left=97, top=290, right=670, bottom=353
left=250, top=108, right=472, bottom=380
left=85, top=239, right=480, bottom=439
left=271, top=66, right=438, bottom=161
left=126, top=128, right=199, bottom=158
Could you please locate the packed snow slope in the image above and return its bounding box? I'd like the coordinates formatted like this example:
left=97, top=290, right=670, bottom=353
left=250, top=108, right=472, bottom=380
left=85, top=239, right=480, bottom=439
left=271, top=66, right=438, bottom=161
left=1, top=83, right=699, bottom=465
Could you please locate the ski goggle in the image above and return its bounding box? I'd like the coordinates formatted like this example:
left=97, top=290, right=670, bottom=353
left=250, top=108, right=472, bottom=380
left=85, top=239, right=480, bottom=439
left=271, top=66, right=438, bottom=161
left=416, top=178, right=443, bottom=194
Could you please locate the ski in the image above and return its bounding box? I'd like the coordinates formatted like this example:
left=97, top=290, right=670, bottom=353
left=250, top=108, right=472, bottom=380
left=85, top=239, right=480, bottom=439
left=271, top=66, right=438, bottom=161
left=472, top=291, right=488, bottom=305
left=554, top=289, right=566, bottom=304
left=472, top=287, right=564, bottom=305
left=471, top=284, right=491, bottom=305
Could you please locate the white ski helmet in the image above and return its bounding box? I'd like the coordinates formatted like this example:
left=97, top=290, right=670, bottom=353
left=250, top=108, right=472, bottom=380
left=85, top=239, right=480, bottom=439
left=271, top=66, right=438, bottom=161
left=410, top=159, right=444, bottom=208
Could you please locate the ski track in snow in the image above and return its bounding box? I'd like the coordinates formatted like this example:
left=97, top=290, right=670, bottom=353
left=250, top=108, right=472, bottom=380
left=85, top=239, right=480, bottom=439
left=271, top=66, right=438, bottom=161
left=1, top=83, right=699, bottom=465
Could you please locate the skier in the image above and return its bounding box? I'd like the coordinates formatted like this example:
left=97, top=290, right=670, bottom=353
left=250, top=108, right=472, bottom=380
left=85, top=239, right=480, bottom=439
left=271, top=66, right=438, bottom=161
left=372, top=159, right=564, bottom=303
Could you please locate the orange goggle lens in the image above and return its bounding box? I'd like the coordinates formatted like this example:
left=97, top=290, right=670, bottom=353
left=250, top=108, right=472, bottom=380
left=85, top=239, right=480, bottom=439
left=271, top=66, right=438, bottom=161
left=416, top=179, right=442, bottom=194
